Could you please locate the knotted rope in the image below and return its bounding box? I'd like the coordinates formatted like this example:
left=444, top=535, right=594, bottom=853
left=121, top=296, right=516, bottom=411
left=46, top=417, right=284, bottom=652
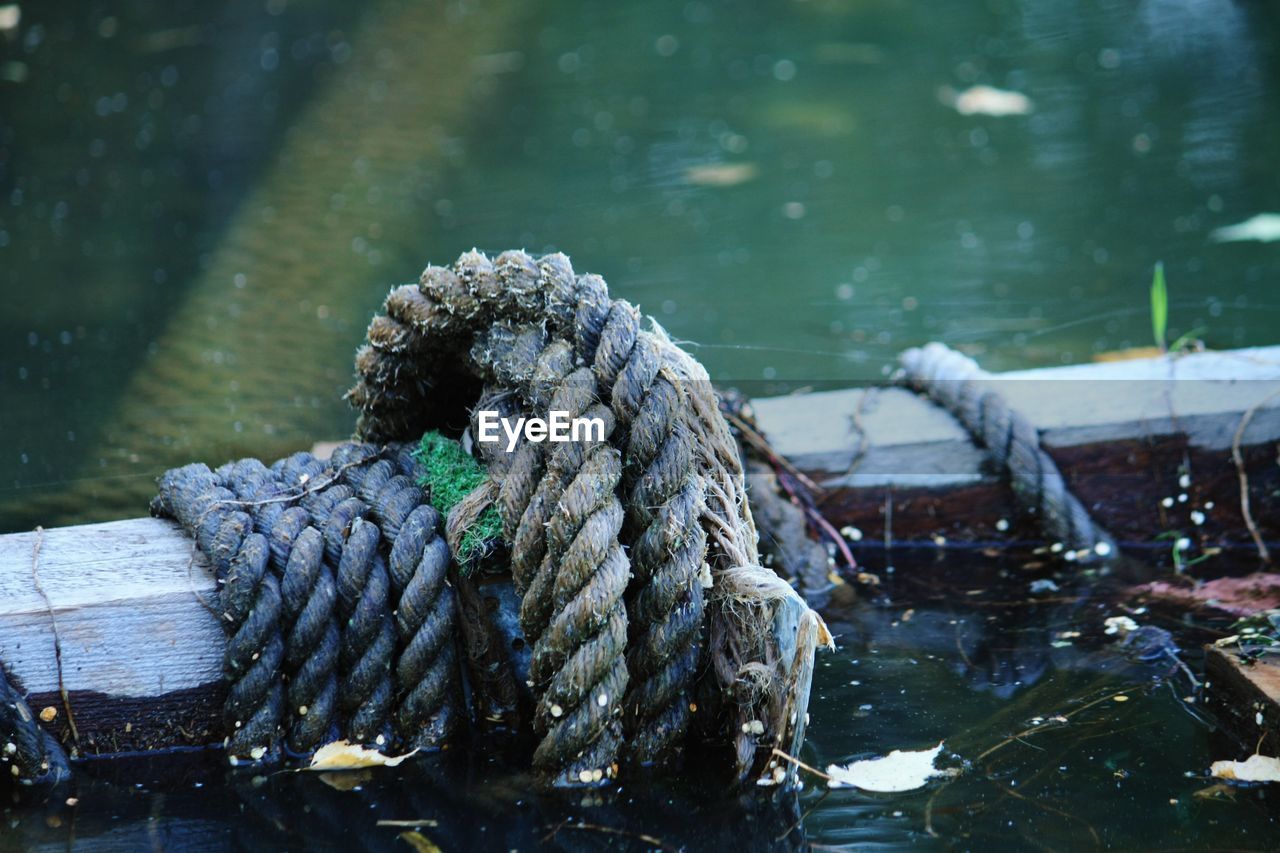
left=152, top=443, right=462, bottom=760
left=900, top=342, right=1118, bottom=563
left=347, top=249, right=830, bottom=784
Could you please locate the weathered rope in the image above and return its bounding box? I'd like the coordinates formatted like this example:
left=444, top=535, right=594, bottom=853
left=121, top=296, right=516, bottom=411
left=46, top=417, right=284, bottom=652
left=152, top=444, right=463, bottom=760
left=575, top=301, right=708, bottom=764
left=472, top=326, right=631, bottom=783
left=330, top=444, right=462, bottom=749
left=347, top=249, right=830, bottom=784
left=900, top=342, right=1118, bottom=563
left=153, top=463, right=285, bottom=761
left=228, top=454, right=339, bottom=754
left=1, top=665, right=71, bottom=790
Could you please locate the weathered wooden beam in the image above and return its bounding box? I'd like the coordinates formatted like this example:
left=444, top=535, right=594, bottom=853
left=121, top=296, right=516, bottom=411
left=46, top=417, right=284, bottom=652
left=0, top=520, right=224, bottom=754
left=751, top=345, right=1280, bottom=547
left=1203, top=647, right=1280, bottom=755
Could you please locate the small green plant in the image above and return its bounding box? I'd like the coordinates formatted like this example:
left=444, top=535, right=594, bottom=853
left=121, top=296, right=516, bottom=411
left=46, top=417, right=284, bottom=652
left=1148, top=262, right=1206, bottom=353
left=1150, top=261, right=1168, bottom=351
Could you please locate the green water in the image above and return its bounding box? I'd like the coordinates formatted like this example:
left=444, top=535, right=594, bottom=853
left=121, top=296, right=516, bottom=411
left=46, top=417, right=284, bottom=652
left=3, top=0, right=1280, bottom=848
left=3, top=0, right=1280, bottom=515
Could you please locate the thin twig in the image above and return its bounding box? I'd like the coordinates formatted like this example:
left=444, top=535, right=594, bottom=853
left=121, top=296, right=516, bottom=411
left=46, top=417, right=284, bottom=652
left=723, top=409, right=823, bottom=494
left=542, top=819, right=679, bottom=852
left=30, top=526, right=79, bottom=749
left=995, top=780, right=1101, bottom=846
left=1231, top=389, right=1280, bottom=566
left=925, top=684, right=1152, bottom=837
left=771, top=747, right=835, bottom=784
left=775, top=788, right=830, bottom=844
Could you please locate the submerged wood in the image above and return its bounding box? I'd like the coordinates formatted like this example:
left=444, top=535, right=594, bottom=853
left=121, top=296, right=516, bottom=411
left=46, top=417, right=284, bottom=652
left=1204, top=646, right=1280, bottom=755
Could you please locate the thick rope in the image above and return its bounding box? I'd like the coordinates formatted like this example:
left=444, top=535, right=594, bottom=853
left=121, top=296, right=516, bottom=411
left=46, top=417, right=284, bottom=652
left=575, top=301, right=708, bottom=764
left=472, top=326, right=631, bottom=783
left=229, top=454, right=339, bottom=754
left=152, top=444, right=463, bottom=760
left=347, top=249, right=830, bottom=784
left=900, top=342, right=1118, bottom=563
left=1, top=666, right=71, bottom=789
left=330, top=444, right=462, bottom=749
left=153, top=463, right=285, bottom=761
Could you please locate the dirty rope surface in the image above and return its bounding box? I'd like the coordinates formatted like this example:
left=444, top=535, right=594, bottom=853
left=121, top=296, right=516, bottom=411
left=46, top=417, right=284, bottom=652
left=151, top=443, right=461, bottom=761
left=349, top=249, right=829, bottom=784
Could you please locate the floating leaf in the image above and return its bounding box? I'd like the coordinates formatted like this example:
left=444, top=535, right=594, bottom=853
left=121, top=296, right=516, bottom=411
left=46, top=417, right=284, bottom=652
left=308, top=740, right=418, bottom=771
left=1209, top=213, right=1280, bottom=243
left=398, top=830, right=443, bottom=853
left=1210, top=754, right=1280, bottom=784
left=826, top=741, right=949, bottom=792
left=943, top=85, right=1033, bottom=117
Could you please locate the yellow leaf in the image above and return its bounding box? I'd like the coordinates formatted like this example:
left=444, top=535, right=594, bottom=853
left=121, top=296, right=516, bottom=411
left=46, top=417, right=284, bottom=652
left=307, top=739, right=418, bottom=771
left=399, top=831, right=442, bottom=853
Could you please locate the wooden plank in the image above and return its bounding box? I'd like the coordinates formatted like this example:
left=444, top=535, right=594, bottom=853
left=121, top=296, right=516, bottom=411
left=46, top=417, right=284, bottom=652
left=751, top=346, right=1280, bottom=546
left=0, top=519, right=224, bottom=753
left=750, top=387, right=992, bottom=489
left=1203, top=647, right=1280, bottom=755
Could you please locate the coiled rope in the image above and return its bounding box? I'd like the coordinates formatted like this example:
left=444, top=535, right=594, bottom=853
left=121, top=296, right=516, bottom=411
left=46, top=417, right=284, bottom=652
left=472, top=326, right=631, bottom=784
left=347, top=249, right=830, bottom=784
left=1, top=666, right=71, bottom=790
left=151, top=443, right=462, bottom=761
left=900, top=342, right=1118, bottom=563
left=154, top=462, right=285, bottom=760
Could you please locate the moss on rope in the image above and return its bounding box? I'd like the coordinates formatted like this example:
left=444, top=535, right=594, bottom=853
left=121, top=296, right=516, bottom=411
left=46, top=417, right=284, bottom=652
left=413, top=431, right=502, bottom=568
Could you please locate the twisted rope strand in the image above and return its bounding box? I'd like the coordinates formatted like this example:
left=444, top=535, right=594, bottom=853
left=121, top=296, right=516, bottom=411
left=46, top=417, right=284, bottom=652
left=332, top=446, right=462, bottom=749
left=900, top=342, right=1118, bottom=562
left=153, top=463, right=285, bottom=761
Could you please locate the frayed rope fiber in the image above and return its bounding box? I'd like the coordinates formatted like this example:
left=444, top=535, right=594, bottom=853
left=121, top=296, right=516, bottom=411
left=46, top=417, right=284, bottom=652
left=348, top=249, right=830, bottom=785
